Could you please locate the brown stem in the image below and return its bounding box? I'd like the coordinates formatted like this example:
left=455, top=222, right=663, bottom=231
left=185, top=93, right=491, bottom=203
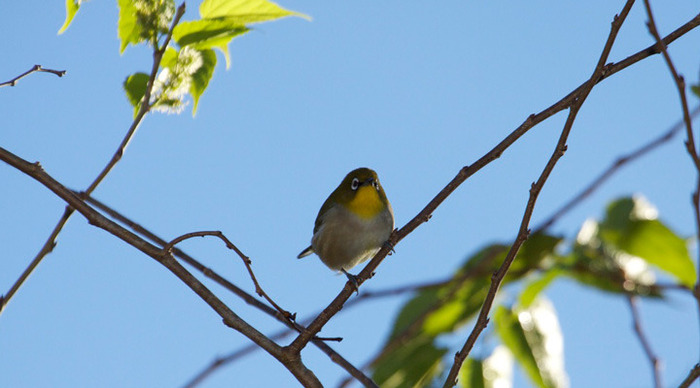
left=627, top=296, right=662, bottom=388
left=0, top=146, right=322, bottom=388
left=283, top=3, right=700, bottom=358
left=0, top=65, right=66, bottom=88
left=0, top=3, right=187, bottom=315
left=442, top=2, right=636, bottom=385
left=83, top=194, right=375, bottom=387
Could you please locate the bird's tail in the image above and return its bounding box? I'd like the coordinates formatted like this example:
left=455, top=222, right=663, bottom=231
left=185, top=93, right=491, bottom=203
left=297, top=246, right=313, bottom=259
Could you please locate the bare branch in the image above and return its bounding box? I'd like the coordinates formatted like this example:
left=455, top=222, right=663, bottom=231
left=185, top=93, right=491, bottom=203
left=0, top=65, right=66, bottom=88
left=0, top=3, right=187, bottom=315
left=642, top=0, right=700, bottom=345
left=679, top=364, right=700, bottom=388
left=283, top=3, right=700, bottom=357
left=0, top=146, right=323, bottom=387
left=534, top=105, right=700, bottom=233
left=442, top=2, right=637, bottom=385
left=626, top=296, right=663, bottom=388
left=165, top=230, right=299, bottom=324
left=82, top=194, right=375, bottom=387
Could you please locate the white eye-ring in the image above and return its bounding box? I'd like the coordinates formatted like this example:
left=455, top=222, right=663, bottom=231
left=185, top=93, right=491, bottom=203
left=351, top=178, right=360, bottom=190
left=372, top=180, right=379, bottom=190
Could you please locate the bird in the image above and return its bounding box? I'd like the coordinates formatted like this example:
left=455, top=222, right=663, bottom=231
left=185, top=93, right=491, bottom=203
left=297, top=167, right=394, bottom=288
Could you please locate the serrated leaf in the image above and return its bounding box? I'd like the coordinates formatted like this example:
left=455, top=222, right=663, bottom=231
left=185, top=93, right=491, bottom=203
left=173, top=19, right=248, bottom=69
left=173, top=19, right=249, bottom=48
left=58, top=0, right=80, bottom=34
left=118, top=0, right=143, bottom=53
left=600, top=196, right=696, bottom=288
left=494, top=300, right=567, bottom=388
left=123, top=72, right=150, bottom=115
left=199, top=0, right=310, bottom=23
left=190, top=49, right=217, bottom=115
left=372, top=336, right=447, bottom=388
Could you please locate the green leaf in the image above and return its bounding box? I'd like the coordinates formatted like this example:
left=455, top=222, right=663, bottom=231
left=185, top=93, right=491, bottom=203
left=692, top=85, right=700, bottom=99
left=519, top=269, right=562, bottom=308
left=118, top=0, right=143, bottom=53
left=161, top=47, right=179, bottom=69
left=600, top=196, right=696, bottom=287
left=173, top=19, right=249, bottom=68
left=459, top=349, right=515, bottom=388
left=459, top=358, right=486, bottom=388
left=190, top=49, right=217, bottom=115
left=494, top=305, right=545, bottom=388
left=58, top=0, right=80, bottom=35
left=199, top=0, right=310, bottom=23
left=494, top=300, right=568, bottom=388
left=123, top=72, right=150, bottom=115
left=372, top=336, right=447, bottom=388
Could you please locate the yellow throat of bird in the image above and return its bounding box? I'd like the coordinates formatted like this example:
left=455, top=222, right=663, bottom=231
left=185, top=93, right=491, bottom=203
left=344, top=185, right=385, bottom=219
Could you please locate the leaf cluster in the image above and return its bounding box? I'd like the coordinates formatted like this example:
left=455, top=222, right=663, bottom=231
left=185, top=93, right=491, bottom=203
left=373, top=196, right=695, bottom=388
left=60, top=0, right=308, bottom=116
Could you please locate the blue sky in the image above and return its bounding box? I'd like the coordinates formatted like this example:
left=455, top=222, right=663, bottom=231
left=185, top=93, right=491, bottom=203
left=2, top=1, right=700, bottom=387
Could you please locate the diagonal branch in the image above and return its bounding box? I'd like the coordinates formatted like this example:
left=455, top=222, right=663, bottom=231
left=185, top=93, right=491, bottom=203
left=627, top=295, right=662, bottom=388
left=641, top=0, right=700, bottom=346
left=441, top=2, right=637, bottom=385
left=286, top=0, right=695, bottom=357
left=679, top=364, right=700, bottom=388
left=82, top=194, right=376, bottom=387
left=0, top=146, right=322, bottom=388
left=0, top=3, right=187, bottom=315
left=0, top=65, right=66, bottom=88
left=165, top=230, right=299, bottom=325
left=533, top=105, right=700, bottom=233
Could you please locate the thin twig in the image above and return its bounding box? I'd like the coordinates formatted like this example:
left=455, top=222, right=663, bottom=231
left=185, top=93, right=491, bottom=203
left=0, top=3, right=187, bottom=315
left=165, top=230, right=298, bottom=323
left=283, top=5, right=700, bottom=358
left=534, top=105, right=700, bottom=233
left=442, top=2, right=636, bottom=386
left=0, top=147, right=323, bottom=388
left=642, top=0, right=700, bottom=351
left=0, top=65, right=66, bottom=88
left=82, top=194, right=375, bottom=387
left=627, top=295, right=663, bottom=388
left=679, top=364, right=700, bottom=388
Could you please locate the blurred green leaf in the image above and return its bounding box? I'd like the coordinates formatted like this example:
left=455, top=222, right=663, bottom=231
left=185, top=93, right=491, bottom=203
left=123, top=72, right=150, bottom=115
left=199, top=0, right=310, bottom=23
left=459, top=347, right=514, bottom=388
left=58, top=0, right=80, bottom=34
left=510, top=233, right=562, bottom=278
left=494, top=300, right=567, bottom=388
left=459, top=358, right=486, bottom=388
left=161, top=47, right=179, bottom=68
left=519, top=269, right=562, bottom=308
left=494, top=305, right=545, bottom=388
left=173, top=19, right=249, bottom=68
left=190, top=49, right=217, bottom=115
left=372, top=336, right=447, bottom=388
left=600, top=197, right=696, bottom=287
left=118, top=0, right=143, bottom=53
left=692, top=85, right=700, bottom=98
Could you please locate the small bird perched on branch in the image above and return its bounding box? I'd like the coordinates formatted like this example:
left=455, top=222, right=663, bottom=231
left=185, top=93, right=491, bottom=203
left=298, top=167, right=394, bottom=289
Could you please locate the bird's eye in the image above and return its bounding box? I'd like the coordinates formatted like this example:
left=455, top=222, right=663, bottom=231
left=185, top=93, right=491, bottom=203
left=351, top=178, right=360, bottom=190
left=372, top=180, right=379, bottom=190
